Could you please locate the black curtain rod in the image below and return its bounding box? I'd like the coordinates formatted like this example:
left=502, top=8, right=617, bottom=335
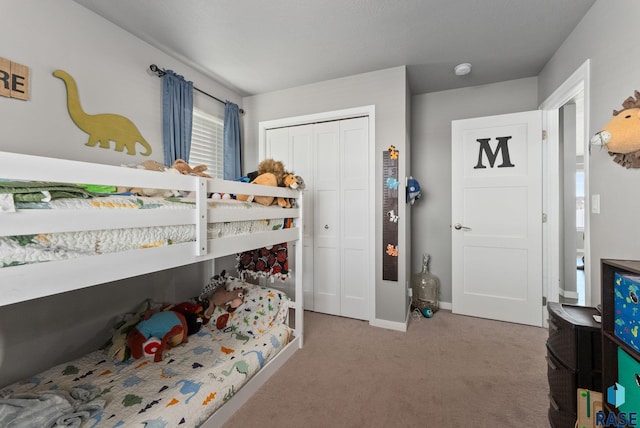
left=149, top=64, right=244, bottom=114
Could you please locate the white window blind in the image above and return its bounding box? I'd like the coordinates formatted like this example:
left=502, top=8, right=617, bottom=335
left=190, top=109, right=224, bottom=179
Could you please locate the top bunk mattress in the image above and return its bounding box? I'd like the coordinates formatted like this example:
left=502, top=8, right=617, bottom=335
left=1, top=194, right=291, bottom=268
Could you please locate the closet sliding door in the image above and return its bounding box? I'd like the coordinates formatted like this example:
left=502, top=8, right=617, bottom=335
left=265, top=116, right=370, bottom=321
left=265, top=125, right=314, bottom=309
left=314, top=118, right=369, bottom=319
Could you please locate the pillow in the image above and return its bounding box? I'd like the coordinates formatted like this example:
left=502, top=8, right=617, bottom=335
left=207, top=281, right=290, bottom=338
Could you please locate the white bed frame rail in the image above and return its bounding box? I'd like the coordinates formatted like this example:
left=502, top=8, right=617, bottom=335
left=0, top=151, right=302, bottom=308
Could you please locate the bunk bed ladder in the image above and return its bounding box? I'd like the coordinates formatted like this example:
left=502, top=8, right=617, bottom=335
left=195, top=177, right=208, bottom=256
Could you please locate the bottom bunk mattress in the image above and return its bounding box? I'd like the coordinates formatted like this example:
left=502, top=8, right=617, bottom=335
left=0, top=285, right=293, bottom=427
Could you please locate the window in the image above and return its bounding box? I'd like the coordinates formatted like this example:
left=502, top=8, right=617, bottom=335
left=190, top=108, right=224, bottom=179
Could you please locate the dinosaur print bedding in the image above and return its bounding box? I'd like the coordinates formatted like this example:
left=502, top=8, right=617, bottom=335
left=0, top=285, right=293, bottom=427
left=0, top=194, right=289, bottom=268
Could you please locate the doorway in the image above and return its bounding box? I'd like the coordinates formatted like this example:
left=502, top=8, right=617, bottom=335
left=559, top=99, right=586, bottom=306
left=540, top=60, right=591, bottom=314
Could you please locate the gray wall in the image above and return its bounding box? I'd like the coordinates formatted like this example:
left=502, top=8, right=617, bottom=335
left=538, top=0, right=640, bottom=305
left=242, top=67, right=411, bottom=324
left=411, top=77, right=539, bottom=304
left=0, top=1, right=240, bottom=387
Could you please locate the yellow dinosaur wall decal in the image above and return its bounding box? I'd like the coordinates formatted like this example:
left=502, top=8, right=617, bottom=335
left=53, top=69, right=152, bottom=156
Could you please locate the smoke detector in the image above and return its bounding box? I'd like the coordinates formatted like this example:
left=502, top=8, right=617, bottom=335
left=454, top=63, right=472, bottom=76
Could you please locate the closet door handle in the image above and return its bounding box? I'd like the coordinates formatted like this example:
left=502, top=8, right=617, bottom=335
left=324, top=224, right=329, bottom=230
left=453, top=223, right=472, bottom=231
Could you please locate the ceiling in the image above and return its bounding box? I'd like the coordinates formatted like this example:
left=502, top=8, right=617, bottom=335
left=73, top=0, right=595, bottom=97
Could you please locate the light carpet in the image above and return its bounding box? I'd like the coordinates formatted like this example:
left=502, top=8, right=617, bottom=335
left=223, top=309, right=550, bottom=428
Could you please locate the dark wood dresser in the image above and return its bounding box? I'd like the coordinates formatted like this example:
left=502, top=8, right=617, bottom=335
left=546, top=302, right=602, bottom=428
left=601, top=259, right=640, bottom=423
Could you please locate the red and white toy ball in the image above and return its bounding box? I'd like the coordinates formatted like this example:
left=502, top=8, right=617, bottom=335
left=142, top=337, right=161, bottom=358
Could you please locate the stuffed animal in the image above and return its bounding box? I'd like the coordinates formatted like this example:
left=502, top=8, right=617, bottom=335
left=235, top=172, right=278, bottom=206
left=103, top=299, right=154, bottom=362
left=277, top=173, right=304, bottom=208
left=170, top=301, right=207, bottom=333
left=172, top=159, right=212, bottom=178
left=235, top=159, right=305, bottom=207
left=406, top=177, right=421, bottom=205
left=256, top=159, right=287, bottom=186
left=206, top=287, right=246, bottom=330
left=203, top=287, right=246, bottom=319
left=126, top=310, right=189, bottom=362
left=591, top=90, right=640, bottom=168
left=117, top=160, right=181, bottom=197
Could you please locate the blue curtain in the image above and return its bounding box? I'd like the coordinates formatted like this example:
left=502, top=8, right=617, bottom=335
left=223, top=102, right=242, bottom=180
left=162, top=70, right=193, bottom=166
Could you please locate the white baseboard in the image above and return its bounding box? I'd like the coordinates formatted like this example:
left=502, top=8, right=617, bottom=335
left=372, top=317, right=408, bottom=332
left=440, top=301, right=452, bottom=310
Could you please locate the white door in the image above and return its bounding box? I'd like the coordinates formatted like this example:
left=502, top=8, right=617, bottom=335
left=314, top=118, right=369, bottom=319
left=264, top=117, right=370, bottom=320
left=451, top=111, right=543, bottom=326
left=314, top=121, right=341, bottom=314
left=339, top=118, right=369, bottom=319
left=265, top=125, right=315, bottom=309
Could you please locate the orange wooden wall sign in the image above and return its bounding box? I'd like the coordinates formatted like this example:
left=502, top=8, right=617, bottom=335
left=0, top=57, right=30, bottom=101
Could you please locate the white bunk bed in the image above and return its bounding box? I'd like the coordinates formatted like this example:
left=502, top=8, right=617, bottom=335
left=0, top=151, right=303, bottom=427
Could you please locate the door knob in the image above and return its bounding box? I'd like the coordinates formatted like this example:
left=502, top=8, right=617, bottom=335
left=453, top=223, right=472, bottom=231
left=324, top=224, right=329, bottom=230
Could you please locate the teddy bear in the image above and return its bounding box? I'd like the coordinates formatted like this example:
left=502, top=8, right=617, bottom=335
left=591, top=90, right=640, bottom=168
left=126, top=309, right=190, bottom=362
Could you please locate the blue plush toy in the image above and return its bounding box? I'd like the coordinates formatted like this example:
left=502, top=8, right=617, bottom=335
left=406, top=177, right=421, bottom=205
